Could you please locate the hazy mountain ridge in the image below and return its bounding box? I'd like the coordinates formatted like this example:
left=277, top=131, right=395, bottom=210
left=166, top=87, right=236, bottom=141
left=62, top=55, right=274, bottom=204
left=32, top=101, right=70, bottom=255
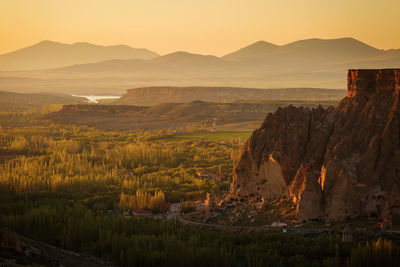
left=1, top=38, right=400, bottom=94
left=0, top=40, right=159, bottom=71
left=57, top=51, right=228, bottom=73
left=223, top=38, right=385, bottom=64
left=57, top=37, right=399, bottom=73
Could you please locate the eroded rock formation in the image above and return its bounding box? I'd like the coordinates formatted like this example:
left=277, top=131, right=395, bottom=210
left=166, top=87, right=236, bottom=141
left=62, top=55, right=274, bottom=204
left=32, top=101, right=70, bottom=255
left=228, top=69, right=400, bottom=224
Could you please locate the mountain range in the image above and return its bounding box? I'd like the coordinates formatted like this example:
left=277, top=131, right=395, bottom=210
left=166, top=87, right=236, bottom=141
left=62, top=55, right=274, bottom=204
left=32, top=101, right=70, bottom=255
left=1, top=38, right=399, bottom=94
left=223, top=38, right=385, bottom=64
left=0, top=40, right=159, bottom=71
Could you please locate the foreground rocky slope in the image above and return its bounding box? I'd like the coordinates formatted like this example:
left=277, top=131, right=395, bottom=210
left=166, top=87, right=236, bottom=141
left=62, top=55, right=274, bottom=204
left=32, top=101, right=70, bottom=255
left=0, top=228, right=112, bottom=266
left=227, top=69, right=400, bottom=226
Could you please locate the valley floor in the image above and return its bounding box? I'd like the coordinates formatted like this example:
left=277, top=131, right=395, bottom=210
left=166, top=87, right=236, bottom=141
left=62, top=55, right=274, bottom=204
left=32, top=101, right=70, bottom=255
left=1, top=111, right=400, bottom=266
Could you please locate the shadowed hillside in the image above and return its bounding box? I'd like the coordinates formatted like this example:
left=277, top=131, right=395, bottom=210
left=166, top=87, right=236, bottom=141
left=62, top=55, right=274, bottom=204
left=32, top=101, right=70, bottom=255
left=116, top=86, right=346, bottom=106
left=48, top=100, right=338, bottom=131
left=0, top=228, right=112, bottom=266
left=0, top=91, right=85, bottom=111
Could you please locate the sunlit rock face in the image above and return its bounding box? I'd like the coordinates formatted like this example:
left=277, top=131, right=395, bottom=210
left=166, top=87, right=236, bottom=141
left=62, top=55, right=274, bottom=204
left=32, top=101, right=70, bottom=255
left=228, top=69, right=400, bottom=224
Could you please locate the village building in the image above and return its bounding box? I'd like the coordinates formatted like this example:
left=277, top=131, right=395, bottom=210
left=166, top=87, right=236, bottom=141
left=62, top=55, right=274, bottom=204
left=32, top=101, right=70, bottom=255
left=342, top=224, right=353, bottom=242
left=197, top=170, right=225, bottom=182
left=123, top=209, right=134, bottom=217
left=132, top=209, right=152, bottom=216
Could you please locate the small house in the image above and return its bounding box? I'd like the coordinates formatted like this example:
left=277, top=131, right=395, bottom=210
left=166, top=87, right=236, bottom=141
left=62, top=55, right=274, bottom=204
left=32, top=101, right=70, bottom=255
left=342, top=224, right=352, bottom=242
left=123, top=209, right=134, bottom=217
left=197, top=171, right=225, bottom=182
left=197, top=171, right=214, bottom=179
left=132, top=209, right=152, bottom=216
left=213, top=174, right=226, bottom=182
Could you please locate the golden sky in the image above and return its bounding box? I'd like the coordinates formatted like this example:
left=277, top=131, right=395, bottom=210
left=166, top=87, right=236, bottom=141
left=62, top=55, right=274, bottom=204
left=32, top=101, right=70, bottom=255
left=1, top=0, right=399, bottom=56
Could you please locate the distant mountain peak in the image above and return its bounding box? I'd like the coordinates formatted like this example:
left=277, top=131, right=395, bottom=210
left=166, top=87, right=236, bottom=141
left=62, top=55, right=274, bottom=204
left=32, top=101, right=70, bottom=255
left=38, top=40, right=57, bottom=44
left=223, top=40, right=278, bottom=61
left=247, top=40, right=278, bottom=48
left=72, top=41, right=93, bottom=46
left=164, top=51, right=217, bottom=57
left=33, top=40, right=65, bottom=47
left=166, top=51, right=194, bottom=56
left=285, top=37, right=376, bottom=47
left=155, top=51, right=222, bottom=62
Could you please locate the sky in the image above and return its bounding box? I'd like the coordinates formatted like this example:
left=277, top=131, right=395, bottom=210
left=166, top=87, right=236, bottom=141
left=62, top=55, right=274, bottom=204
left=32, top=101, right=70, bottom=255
left=1, top=0, right=400, bottom=56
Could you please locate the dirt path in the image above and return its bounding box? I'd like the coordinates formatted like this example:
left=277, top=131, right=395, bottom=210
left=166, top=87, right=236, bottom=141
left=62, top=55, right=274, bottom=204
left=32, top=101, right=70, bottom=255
left=176, top=215, right=340, bottom=234
left=177, top=216, right=284, bottom=233
left=151, top=203, right=334, bottom=234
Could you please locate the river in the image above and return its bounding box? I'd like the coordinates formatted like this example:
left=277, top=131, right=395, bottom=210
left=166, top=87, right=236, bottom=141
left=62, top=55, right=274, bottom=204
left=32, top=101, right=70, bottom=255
left=72, top=95, right=121, bottom=103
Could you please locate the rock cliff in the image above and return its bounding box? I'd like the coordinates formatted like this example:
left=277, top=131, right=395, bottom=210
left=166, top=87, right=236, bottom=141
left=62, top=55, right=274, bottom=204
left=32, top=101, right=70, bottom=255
left=228, top=69, right=400, bottom=225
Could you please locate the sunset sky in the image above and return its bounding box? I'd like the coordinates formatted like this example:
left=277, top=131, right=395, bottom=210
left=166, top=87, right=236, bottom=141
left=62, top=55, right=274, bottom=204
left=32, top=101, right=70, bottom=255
left=1, top=0, right=399, bottom=56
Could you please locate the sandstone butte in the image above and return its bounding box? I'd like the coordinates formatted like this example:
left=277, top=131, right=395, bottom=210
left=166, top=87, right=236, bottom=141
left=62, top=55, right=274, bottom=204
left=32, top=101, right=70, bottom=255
left=227, top=69, right=400, bottom=227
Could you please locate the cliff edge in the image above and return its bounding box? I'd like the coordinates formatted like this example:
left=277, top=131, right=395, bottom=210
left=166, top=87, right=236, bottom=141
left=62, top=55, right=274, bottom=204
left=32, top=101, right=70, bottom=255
left=226, top=69, right=400, bottom=226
